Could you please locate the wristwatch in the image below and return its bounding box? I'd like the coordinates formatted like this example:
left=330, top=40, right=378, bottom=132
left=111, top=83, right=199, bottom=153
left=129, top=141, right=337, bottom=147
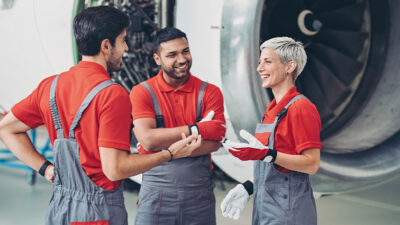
left=263, top=148, right=277, bottom=163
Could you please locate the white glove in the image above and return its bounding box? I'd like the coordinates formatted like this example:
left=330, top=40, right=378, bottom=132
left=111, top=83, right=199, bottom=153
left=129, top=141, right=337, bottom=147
left=221, top=183, right=250, bottom=220
left=223, top=129, right=266, bottom=150
left=190, top=110, right=214, bottom=134
left=200, top=110, right=214, bottom=122
left=222, top=130, right=268, bottom=161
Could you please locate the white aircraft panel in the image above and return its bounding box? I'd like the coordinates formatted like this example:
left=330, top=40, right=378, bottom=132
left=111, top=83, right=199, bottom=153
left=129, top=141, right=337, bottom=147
left=175, top=0, right=223, bottom=87
left=0, top=0, right=74, bottom=110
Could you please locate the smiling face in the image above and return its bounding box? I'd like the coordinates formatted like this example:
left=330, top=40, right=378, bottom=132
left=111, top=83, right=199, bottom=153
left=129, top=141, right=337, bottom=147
left=153, top=37, right=192, bottom=82
left=257, top=47, right=295, bottom=89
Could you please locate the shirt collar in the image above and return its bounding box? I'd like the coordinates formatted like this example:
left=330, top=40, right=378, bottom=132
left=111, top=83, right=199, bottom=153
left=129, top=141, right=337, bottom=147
left=77, top=61, right=108, bottom=76
left=156, top=70, right=195, bottom=93
left=266, top=86, right=300, bottom=116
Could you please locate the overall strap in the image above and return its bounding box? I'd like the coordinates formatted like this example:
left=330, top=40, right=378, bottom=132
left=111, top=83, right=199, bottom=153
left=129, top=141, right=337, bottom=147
left=141, top=80, right=208, bottom=127
left=49, top=75, right=64, bottom=139
left=69, top=80, right=117, bottom=139
left=196, top=81, right=208, bottom=122
left=141, top=81, right=165, bottom=128
left=267, top=95, right=306, bottom=149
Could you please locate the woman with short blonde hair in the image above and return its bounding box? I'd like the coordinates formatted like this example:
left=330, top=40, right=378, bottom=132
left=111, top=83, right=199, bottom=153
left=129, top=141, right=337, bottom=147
left=221, top=36, right=321, bottom=225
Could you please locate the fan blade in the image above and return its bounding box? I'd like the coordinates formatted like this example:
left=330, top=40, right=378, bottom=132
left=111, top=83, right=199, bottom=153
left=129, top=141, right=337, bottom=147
left=310, top=0, right=357, bottom=13
left=317, top=1, right=366, bottom=31
left=263, top=0, right=304, bottom=36
left=308, top=54, right=351, bottom=109
left=307, top=43, right=363, bottom=85
left=298, top=66, right=334, bottom=122
left=315, top=29, right=368, bottom=59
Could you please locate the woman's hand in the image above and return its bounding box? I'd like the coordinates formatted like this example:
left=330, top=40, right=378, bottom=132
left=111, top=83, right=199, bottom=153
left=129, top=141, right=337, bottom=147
left=223, top=130, right=269, bottom=161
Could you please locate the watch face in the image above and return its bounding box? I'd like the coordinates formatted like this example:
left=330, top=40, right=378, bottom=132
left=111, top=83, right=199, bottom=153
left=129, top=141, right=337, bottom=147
left=264, top=155, right=273, bottom=162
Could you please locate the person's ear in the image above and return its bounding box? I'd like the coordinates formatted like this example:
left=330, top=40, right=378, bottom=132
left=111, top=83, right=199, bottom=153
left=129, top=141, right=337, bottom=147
left=153, top=53, right=161, bottom=66
left=100, top=39, right=112, bottom=56
left=286, top=61, right=297, bottom=74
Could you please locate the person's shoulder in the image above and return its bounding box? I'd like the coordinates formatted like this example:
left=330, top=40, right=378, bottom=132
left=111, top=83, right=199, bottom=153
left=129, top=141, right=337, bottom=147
left=129, top=80, right=155, bottom=103
left=38, top=74, right=59, bottom=87
left=30, top=74, right=60, bottom=96
left=204, top=82, right=223, bottom=96
left=131, top=76, right=158, bottom=91
left=194, top=79, right=223, bottom=100
left=108, top=83, right=129, bottom=95
left=290, top=96, right=319, bottom=115
left=130, top=81, right=150, bottom=96
left=190, top=75, right=221, bottom=91
left=97, top=82, right=129, bottom=101
left=143, top=75, right=159, bottom=87
left=94, top=83, right=131, bottom=111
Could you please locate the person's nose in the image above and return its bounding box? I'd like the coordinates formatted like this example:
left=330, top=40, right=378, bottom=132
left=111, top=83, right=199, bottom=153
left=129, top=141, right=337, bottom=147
left=124, top=42, right=129, bottom=52
left=257, top=63, right=263, bottom=74
left=177, top=53, right=186, bottom=63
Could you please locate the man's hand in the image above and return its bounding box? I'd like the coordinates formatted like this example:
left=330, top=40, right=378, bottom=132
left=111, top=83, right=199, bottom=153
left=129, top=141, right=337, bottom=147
left=167, top=133, right=202, bottom=159
left=223, top=129, right=268, bottom=161
left=221, top=183, right=250, bottom=220
left=189, top=111, right=226, bottom=141
left=44, top=164, right=54, bottom=184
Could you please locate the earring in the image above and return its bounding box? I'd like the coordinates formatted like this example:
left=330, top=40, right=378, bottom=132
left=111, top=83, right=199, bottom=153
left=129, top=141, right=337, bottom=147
left=286, top=72, right=289, bottom=76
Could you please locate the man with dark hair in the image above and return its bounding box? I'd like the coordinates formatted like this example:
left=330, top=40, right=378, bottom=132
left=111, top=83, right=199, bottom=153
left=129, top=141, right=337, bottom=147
left=74, top=6, right=130, bottom=57
left=0, top=7, right=201, bottom=225
left=130, top=27, right=226, bottom=225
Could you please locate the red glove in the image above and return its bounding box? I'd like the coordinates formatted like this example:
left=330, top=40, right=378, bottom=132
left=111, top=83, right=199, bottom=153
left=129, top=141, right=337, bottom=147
left=189, top=111, right=226, bottom=141
left=223, top=130, right=268, bottom=161
left=197, top=120, right=225, bottom=141
left=136, top=143, right=153, bottom=154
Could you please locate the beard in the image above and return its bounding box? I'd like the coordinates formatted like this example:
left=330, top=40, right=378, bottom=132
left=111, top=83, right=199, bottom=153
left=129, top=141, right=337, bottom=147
left=162, top=61, right=192, bottom=80
left=107, top=50, right=123, bottom=73
left=107, top=59, right=122, bottom=73
left=107, top=59, right=121, bottom=72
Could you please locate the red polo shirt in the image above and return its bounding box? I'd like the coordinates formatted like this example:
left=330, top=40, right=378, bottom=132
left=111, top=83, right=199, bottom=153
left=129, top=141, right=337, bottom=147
left=12, top=61, right=132, bottom=190
left=130, top=70, right=225, bottom=153
left=254, top=86, right=322, bottom=173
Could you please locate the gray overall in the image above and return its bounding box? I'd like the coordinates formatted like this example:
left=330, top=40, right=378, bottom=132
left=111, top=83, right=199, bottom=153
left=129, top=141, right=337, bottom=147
left=253, top=95, right=317, bottom=225
left=45, top=75, right=128, bottom=225
left=135, top=81, right=216, bottom=225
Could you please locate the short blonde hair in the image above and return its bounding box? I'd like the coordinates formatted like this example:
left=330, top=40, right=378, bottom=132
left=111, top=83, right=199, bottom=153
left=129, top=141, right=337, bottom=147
left=260, top=37, right=307, bottom=80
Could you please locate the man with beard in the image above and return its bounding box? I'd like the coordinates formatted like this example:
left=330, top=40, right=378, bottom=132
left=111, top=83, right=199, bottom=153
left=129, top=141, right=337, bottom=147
left=130, top=27, right=226, bottom=225
left=0, top=7, right=201, bottom=225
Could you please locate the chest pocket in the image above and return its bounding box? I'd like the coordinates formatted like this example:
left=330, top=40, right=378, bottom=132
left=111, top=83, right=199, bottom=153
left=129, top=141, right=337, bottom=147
left=254, top=125, right=272, bottom=146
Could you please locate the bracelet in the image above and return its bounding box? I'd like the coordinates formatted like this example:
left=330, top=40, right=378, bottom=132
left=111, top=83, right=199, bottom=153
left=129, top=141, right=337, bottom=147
left=38, top=160, right=52, bottom=177
left=163, top=149, right=173, bottom=162
left=242, top=180, right=254, bottom=195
